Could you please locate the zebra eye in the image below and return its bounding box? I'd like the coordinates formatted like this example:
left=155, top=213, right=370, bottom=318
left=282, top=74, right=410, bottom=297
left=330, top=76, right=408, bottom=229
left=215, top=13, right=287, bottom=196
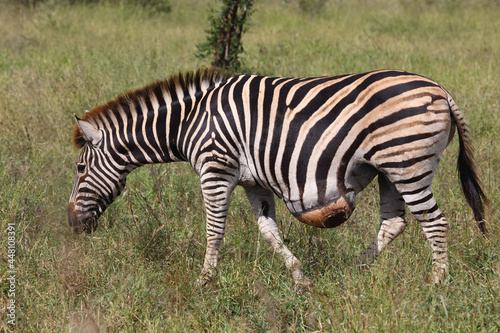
left=77, top=163, right=86, bottom=173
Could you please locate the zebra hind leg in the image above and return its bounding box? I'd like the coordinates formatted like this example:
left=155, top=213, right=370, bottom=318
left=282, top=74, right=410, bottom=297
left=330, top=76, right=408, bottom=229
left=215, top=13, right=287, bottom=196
left=360, top=173, right=407, bottom=266
left=401, top=186, right=449, bottom=284
left=244, top=186, right=314, bottom=292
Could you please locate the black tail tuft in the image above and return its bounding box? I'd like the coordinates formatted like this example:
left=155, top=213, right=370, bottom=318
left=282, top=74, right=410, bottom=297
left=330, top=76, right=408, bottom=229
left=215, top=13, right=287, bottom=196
left=451, top=97, right=489, bottom=236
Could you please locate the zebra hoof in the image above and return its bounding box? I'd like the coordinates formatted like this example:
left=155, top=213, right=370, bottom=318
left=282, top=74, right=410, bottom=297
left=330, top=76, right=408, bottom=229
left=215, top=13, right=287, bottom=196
left=195, top=276, right=210, bottom=288
left=195, top=269, right=216, bottom=288
left=295, top=277, right=314, bottom=293
left=431, top=265, right=449, bottom=285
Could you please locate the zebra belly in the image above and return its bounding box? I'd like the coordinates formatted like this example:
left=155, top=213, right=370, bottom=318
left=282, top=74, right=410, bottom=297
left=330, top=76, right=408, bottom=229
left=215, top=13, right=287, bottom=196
left=293, top=197, right=353, bottom=228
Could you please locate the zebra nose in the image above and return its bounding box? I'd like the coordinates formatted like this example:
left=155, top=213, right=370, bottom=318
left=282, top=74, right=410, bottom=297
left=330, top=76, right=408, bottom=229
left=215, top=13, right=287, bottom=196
left=68, top=202, right=84, bottom=234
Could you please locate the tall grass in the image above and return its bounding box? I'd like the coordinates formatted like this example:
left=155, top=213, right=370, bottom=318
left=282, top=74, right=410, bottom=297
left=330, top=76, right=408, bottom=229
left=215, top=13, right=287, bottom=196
left=0, top=0, right=498, bottom=331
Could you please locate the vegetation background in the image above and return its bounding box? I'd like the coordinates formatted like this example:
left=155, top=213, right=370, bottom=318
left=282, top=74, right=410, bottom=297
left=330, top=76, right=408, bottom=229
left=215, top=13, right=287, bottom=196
left=0, top=0, right=498, bottom=331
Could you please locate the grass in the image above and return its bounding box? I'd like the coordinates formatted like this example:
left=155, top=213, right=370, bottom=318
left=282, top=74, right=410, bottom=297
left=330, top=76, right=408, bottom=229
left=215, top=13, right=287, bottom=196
left=0, top=0, right=499, bottom=331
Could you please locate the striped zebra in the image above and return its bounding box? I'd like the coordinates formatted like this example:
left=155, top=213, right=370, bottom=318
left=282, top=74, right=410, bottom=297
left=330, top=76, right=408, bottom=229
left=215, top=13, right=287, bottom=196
left=68, top=68, right=487, bottom=289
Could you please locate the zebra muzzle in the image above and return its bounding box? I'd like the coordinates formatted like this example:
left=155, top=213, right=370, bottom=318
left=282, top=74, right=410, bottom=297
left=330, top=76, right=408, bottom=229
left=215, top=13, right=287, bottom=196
left=68, top=202, right=98, bottom=234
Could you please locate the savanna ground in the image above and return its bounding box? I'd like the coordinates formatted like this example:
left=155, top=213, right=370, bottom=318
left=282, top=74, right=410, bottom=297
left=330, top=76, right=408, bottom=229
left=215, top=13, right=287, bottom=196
left=0, top=0, right=499, bottom=331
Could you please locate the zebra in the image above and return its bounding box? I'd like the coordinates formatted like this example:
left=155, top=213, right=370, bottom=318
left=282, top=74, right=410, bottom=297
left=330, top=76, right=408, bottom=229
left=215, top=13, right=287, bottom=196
left=68, top=68, right=487, bottom=289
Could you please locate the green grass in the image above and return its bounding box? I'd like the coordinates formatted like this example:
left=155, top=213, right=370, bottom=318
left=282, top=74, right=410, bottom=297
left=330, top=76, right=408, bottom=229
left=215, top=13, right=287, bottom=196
left=1, top=0, right=499, bottom=331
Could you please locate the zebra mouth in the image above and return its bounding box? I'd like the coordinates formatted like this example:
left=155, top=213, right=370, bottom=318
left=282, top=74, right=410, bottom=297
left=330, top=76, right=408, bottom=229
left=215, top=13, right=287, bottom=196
left=81, top=212, right=99, bottom=234
left=68, top=203, right=99, bottom=234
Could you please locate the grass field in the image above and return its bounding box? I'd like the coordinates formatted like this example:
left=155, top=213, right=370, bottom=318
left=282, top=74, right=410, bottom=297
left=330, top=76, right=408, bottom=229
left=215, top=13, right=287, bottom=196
left=0, top=0, right=499, bottom=331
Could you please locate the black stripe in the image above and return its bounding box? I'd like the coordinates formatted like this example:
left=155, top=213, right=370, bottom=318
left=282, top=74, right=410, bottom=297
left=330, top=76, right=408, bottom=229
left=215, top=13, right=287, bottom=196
left=200, top=177, right=233, bottom=185
left=395, top=171, right=433, bottom=186
left=411, top=203, right=439, bottom=216
left=155, top=103, right=168, bottom=159
left=247, top=76, right=265, bottom=165
left=378, top=154, right=435, bottom=168
left=205, top=224, right=225, bottom=235
left=203, top=167, right=235, bottom=177
left=167, top=98, right=184, bottom=160
left=399, top=187, right=428, bottom=196
left=423, top=214, right=445, bottom=223
left=364, top=131, right=443, bottom=160
left=406, top=192, right=434, bottom=206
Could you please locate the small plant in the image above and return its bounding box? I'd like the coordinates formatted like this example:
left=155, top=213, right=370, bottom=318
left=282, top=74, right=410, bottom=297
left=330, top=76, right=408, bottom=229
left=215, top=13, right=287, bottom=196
left=196, top=0, right=254, bottom=70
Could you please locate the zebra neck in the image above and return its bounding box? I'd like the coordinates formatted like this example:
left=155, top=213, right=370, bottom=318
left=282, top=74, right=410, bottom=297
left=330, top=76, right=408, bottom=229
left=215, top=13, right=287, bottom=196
left=96, top=70, right=233, bottom=167
left=115, top=90, right=206, bottom=166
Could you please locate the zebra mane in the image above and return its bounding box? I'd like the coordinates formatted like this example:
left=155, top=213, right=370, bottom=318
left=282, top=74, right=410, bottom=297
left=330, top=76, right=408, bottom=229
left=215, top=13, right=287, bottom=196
left=72, top=68, right=233, bottom=149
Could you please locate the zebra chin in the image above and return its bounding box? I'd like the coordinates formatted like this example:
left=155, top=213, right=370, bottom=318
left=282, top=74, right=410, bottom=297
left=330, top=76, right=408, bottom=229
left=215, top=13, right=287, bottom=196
left=68, top=202, right=99, bottom=234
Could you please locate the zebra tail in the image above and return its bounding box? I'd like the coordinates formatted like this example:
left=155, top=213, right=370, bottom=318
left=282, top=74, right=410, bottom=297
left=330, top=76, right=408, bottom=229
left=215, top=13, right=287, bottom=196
left=446, top=90, right=489, bottom=236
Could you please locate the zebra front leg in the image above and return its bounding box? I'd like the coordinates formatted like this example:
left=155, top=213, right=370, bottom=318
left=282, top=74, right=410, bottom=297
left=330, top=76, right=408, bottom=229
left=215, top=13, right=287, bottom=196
left=244, top=186, right=313, bottom=292
left=360, top=173, right=406, bottom=265
left=196, top=169, right=237, bottom=287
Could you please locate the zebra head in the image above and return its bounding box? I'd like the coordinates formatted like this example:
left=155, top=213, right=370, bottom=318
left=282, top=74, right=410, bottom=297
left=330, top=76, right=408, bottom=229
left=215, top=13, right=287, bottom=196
left=68, top=115, right=128, bottom=234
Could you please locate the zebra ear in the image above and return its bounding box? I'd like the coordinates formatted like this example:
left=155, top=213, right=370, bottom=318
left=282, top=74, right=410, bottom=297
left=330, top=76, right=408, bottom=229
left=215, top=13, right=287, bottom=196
left=74, top=114, right=102, bottom=145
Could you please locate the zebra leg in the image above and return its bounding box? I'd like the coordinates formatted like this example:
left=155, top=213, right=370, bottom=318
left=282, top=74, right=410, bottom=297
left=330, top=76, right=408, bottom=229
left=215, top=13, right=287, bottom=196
left=244, top=186, right=314, bottom=292
left=401, top=187, right=449, bottom=284
left=196, top=169, right=238, bottom=287
left=360, top=173, right=406, bottom=265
